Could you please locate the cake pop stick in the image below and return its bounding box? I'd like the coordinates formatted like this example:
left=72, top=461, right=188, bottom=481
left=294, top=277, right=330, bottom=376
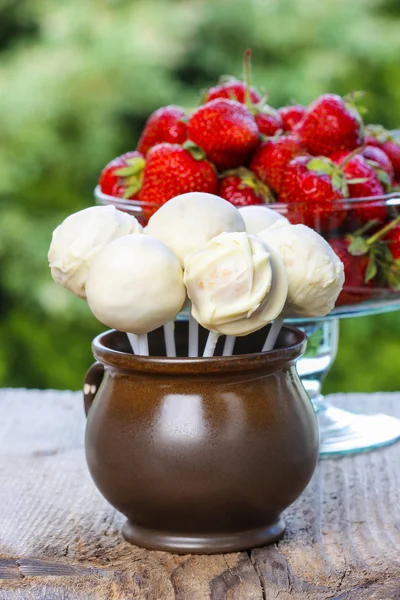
left=188, top=310, right=199, bottom=357
left=222, top=336, right=236, bottom=356
left=85, top=235, right=186, bottom=355
left=203, top=331, right=219, bottom=357
left=163, top=322, right=176, bottom=357
left=262, top=317, right=284, bottom=352
left=138, top=334, right=150, bottom=356
left=127, top=333, right=140, bottom=354
left=184, top=232, right=288, bottom=346
left=203, top=332, right=220, bottom=358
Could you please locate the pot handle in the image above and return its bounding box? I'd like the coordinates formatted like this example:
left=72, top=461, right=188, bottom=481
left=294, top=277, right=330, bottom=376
left=83, top=362, right=105, bottom=417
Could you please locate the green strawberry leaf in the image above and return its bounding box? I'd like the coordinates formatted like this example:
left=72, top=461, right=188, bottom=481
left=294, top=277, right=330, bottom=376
left=366, top=124, right=391, bottom=144
left=114, top=166, right=139, bottom=177
left=123, top=182, right=142, bottom=198
left=357, top=106, right=368, bottom=116
left=183, top=139, right=206, bottom=161
left=125, top=157, right=145, bottom=170
left=198, top=88, right=208, bottom=104
left=331, top=173, right=342, bottom=190
left=387, top=262, right=400, bottom=290
left=347, top=177, right=369, bottom=184
left=344, top=90, right=367, bottom=102
left=348, top=236, right=369, bottom=256
left=365, top=257, right=377, bottom=282
left=306, top=158, right=334, bottom=174
left=376, top=170, right=391, bottom=188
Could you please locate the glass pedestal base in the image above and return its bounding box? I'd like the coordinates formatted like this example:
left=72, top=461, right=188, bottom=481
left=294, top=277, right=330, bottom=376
left=296, top=318, right=400, bottom=459
left=312, top=396, right=400, bottom=458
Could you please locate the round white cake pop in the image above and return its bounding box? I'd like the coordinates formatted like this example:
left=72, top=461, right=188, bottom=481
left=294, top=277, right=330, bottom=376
left=146, top=192, right=246, bottom=265
left=48, top=205, right=142, bottom=299
left=258, top=224, right=344, bottom=318
left=238, top=205, right=289, bottom=235
left=86, top=235, right=186, bottom=335
left=184, top=231, right=288, bottom=336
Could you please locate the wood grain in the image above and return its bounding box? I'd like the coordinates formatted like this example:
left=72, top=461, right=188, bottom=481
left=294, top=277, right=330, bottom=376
left=1, top=389, right=400, bottom=599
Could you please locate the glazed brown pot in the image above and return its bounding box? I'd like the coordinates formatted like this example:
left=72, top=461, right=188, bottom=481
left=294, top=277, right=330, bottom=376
left=84, top=323, right=319, bottom=554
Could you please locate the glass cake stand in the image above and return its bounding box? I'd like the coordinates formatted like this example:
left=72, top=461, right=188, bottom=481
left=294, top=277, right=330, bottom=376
left=95, top=187, right=400, bottom=458
left=293, top=302, right=400, bottom=458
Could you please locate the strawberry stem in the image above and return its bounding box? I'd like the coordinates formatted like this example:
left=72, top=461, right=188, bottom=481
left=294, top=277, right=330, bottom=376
left=243, top=48, right=252, bottom=109
left=353, top=220, right=379, bottom=238
left=366, top=215, right=400, bottom=245
left=338, top=144, right=365, bottom=169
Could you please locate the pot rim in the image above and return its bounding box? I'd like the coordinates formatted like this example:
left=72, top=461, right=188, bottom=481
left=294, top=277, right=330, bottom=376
left=92, top=325, right=307, bottom=375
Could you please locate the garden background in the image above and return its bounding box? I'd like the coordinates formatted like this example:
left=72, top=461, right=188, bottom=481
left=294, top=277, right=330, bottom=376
left=1, top=0, right=400, bottom=392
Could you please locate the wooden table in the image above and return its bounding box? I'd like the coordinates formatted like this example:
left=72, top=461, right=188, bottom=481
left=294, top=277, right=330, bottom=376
left=1, top=389, right=400, bottom=600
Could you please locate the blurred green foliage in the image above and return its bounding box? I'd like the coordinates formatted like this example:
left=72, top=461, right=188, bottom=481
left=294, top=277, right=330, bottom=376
left=1, top=0, right=400, bottom=391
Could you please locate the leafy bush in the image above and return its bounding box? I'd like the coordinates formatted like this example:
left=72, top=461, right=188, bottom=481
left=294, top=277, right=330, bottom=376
left=1, top=0, right=400, bottom=390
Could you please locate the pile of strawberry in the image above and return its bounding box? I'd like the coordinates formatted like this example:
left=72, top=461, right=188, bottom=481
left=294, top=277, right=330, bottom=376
left=98, top=52, right=400, bottom=306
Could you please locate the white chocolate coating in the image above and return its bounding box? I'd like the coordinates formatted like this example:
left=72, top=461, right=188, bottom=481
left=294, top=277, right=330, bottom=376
left=146, top=192, right=246, bottom=265
left=238, top=205, right=289, bottom=235
left=86, top=235, right=186, bottom=335
left=184, top=232, right=288, bottom=336
left=258, top=224, right=344, bottom=318
left=48, top=205, right=142, bottom=299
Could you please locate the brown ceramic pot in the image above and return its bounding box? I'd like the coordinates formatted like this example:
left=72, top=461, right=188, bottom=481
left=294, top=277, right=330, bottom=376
left=84, top=323, right=318, bottom=554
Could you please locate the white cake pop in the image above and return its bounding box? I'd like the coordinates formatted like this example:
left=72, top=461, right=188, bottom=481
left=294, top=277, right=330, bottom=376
left=48, top=205, right=142, bottom=299
left=146, top=192, right=246, bottom=265
left=184, top=232, right=288, bottom=336
left=258, top=224, right=344, bottom=318
left=86, top=235, right=186, bottom=335
left=238, top=205, right=289, bottom=235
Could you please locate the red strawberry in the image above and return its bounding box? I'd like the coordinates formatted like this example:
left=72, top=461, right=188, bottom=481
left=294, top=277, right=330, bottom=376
left=365, top=125, right=400, bottom=180
left=328, top=237, right=371, bottom=305
left=278, top=155, right=347, bottom=232
left=254, top=105, right=283, bottom=136
left=205, top=52, right=280, bottom=138
left=331, top=151, right=386, bottom=225
left=205, top=79, right=261, bottom=105
left=218, top=167, right=273, bottom=207
left=137, top=106, right=188, bottom=156
left=362, top=145, right=394, bottom=185
left=99, top=151, right=145, bottom=199
left=187, top=99, right=259, bottom=171
left=249, top=135, right=304, bottom=194
left=296, top=93, right=364, bottom=156
left=381, top=140, right=400, bottom=180
left=384, top=225, right=400, bottom=260
left=139, top=143, right=218, bottom=214
left=278, top=105, right=306, bottom=132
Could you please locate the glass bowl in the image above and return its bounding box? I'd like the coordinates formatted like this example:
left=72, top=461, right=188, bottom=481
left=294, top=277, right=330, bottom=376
left=95, top=186, right=400, bottom=315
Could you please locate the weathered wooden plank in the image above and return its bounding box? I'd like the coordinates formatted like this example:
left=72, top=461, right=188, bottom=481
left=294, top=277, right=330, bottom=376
left=1, top=390, right=400, bottom=599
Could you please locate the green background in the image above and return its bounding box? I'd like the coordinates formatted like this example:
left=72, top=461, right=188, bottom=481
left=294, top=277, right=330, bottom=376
left=1, top=0, right=400, bottom=392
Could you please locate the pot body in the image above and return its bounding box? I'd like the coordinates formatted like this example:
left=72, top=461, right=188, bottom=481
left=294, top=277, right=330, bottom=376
left=85, top=326, right=318, bottom=553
